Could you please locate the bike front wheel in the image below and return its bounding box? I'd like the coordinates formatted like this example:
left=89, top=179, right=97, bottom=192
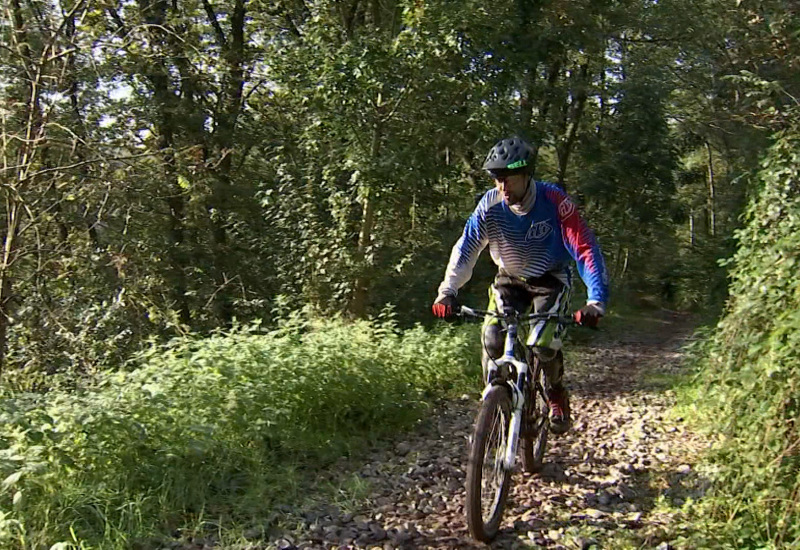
left=466, top=384, right=513, bottom=542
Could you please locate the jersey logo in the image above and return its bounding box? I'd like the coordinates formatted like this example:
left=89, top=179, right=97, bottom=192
left=526, top=220, right=552, bottom=241
left=559, top=198, right=576, bottom=219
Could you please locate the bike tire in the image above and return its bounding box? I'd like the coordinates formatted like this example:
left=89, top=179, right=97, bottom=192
left=466, top=384, right=513, bottom=542
left=521, top=389, right=549, bottom=473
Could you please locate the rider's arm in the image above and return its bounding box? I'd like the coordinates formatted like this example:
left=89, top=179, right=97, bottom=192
left=436, top=203, right=489, bottom=301
left=545, top=186, right=610, bottom=310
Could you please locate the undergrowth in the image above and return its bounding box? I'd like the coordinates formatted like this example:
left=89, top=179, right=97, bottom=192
left=0, top=311, right=480, bottom=549
left=675, top=124, right=800, bottom=549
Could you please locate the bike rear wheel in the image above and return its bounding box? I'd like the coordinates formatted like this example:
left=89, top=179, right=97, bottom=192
left=466, top=385, right=513, bottom=542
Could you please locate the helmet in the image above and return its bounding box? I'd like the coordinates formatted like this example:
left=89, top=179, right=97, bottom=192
left=482, top=137, right=533, bottom=174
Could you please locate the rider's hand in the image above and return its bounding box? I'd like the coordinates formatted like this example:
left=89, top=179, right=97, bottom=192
left=432, top=295, right=459, bottom=318
left=574, top=303, right=604, bottom=327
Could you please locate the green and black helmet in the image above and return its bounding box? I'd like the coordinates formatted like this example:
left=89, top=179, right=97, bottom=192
left=482, top=137, right=533, bottom=176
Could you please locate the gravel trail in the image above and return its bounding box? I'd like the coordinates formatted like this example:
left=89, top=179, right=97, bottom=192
left=267, top=312, right=706, bottom=550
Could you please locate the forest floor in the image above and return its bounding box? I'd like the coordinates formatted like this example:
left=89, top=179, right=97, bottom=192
left=182, top=311, right=711, bottom=550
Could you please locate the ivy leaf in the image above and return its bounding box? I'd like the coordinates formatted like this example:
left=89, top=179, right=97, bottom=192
left=2, top=471, right=23, bottom=491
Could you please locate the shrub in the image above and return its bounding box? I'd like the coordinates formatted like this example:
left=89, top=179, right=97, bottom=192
left=686, top=123, right=800, bottom=548
left=0, top=314, right=480, bottom=548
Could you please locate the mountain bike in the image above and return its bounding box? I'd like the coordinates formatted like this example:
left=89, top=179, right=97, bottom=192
left=459, top=305, right=575, bottom=542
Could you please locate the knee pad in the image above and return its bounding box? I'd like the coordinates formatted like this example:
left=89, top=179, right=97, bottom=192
left=482, top=323, right=504, bottom=359
left=532, top=346, right=558, bottom=362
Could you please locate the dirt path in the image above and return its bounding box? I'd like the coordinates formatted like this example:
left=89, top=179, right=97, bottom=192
left=269, top=312, right=707, bottom=550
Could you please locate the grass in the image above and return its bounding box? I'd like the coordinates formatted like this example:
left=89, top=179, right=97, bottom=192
left=2, top=300, right=737, bottom=549
left=0, top=313, right=482, bottom=549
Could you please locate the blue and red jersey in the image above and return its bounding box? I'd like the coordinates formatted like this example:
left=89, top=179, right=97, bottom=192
left=437, top=180, right=609, bottom=305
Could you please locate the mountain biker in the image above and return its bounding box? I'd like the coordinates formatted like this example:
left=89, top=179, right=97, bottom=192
left=432, top=137, right=609, bottom=435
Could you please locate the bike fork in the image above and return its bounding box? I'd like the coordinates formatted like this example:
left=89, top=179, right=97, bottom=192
left=504, top=408, right=523, bottom=469
left=504, top=376, right=526, bottom=470
left=480, top=380, right=524, bottom=470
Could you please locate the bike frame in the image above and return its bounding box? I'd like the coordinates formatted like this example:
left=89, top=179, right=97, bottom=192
left=460, top=306, right=573, bottom=470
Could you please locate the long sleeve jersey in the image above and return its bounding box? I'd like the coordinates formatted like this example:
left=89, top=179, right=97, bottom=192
left=437, top=180, right=609, bottom=306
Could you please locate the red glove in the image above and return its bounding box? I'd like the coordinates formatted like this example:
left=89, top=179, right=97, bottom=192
left=574, top=303, right=603, bottom=327
left=432, top=295, right=458, bottom=318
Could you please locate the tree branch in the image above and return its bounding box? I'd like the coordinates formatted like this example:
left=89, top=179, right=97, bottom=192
left=606, top=33, right=679, bottom=45
left=0, top=149, right=188, bottom=180
left=201, top=0, right=227, bottom=47
left=106, top=7, right=129, bottom=35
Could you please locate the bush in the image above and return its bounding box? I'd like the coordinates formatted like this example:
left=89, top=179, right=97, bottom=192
left=685, top=123, right=800, bottom=548
left=0, top=313, right=480, bottom=548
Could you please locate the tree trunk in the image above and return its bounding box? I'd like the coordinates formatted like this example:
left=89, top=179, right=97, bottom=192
left=145, top=62, right=191, bottom=325
left=598, top=64, right=608, bottom=132
left=0, top=277, right=11, bottom=375
left=1, top=0, right=40, bottom=373
left=556, top=64, right=590, bottom=190
left=520, top=74, right=540, bottom=165
left=0, top=204, right=21, bottom=376
left=65, top=11, right=121, bottom=285
left=350, top=124, right=382, bottom=317
left=706, top=141, right=716, bottom=237
left=621, top=248, right=629, bottom=277
left=203, top=0, right=247, bottom=325
left=136, top=0, right=193, bottom=325
left=539, top=58, right=563, bottom=129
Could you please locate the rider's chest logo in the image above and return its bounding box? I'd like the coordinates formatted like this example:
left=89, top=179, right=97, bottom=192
left=526, top=220, right=552, bottom=241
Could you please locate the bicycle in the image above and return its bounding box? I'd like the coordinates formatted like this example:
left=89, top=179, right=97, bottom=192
left=459, top=305, right=576, bottom=542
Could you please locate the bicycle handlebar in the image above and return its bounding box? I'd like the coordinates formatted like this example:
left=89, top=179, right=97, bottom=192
left=458, top=305, right=576, bottom=326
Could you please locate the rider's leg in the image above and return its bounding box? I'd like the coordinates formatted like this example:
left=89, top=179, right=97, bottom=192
left=481, top=323, right=503, bottom=381
left=481, top=284, right=504, bottom=381
left=481, top=278, right=533, bottom=381
left=530, top=346, right=570, bottom=433
left=526, top=274, right=572, bottom=434
left=536, top=348, right=564, bottom=388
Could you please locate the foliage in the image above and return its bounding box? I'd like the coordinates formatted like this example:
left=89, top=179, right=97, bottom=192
left=683, top=114, right=800, bottom=547
left=0, top=0, right=769, bottom=376
left=4, top=0, right=800, bottom=546
left=0, top=314, right=479, bottom=548
left=671, top=0, right=800, bottom=545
